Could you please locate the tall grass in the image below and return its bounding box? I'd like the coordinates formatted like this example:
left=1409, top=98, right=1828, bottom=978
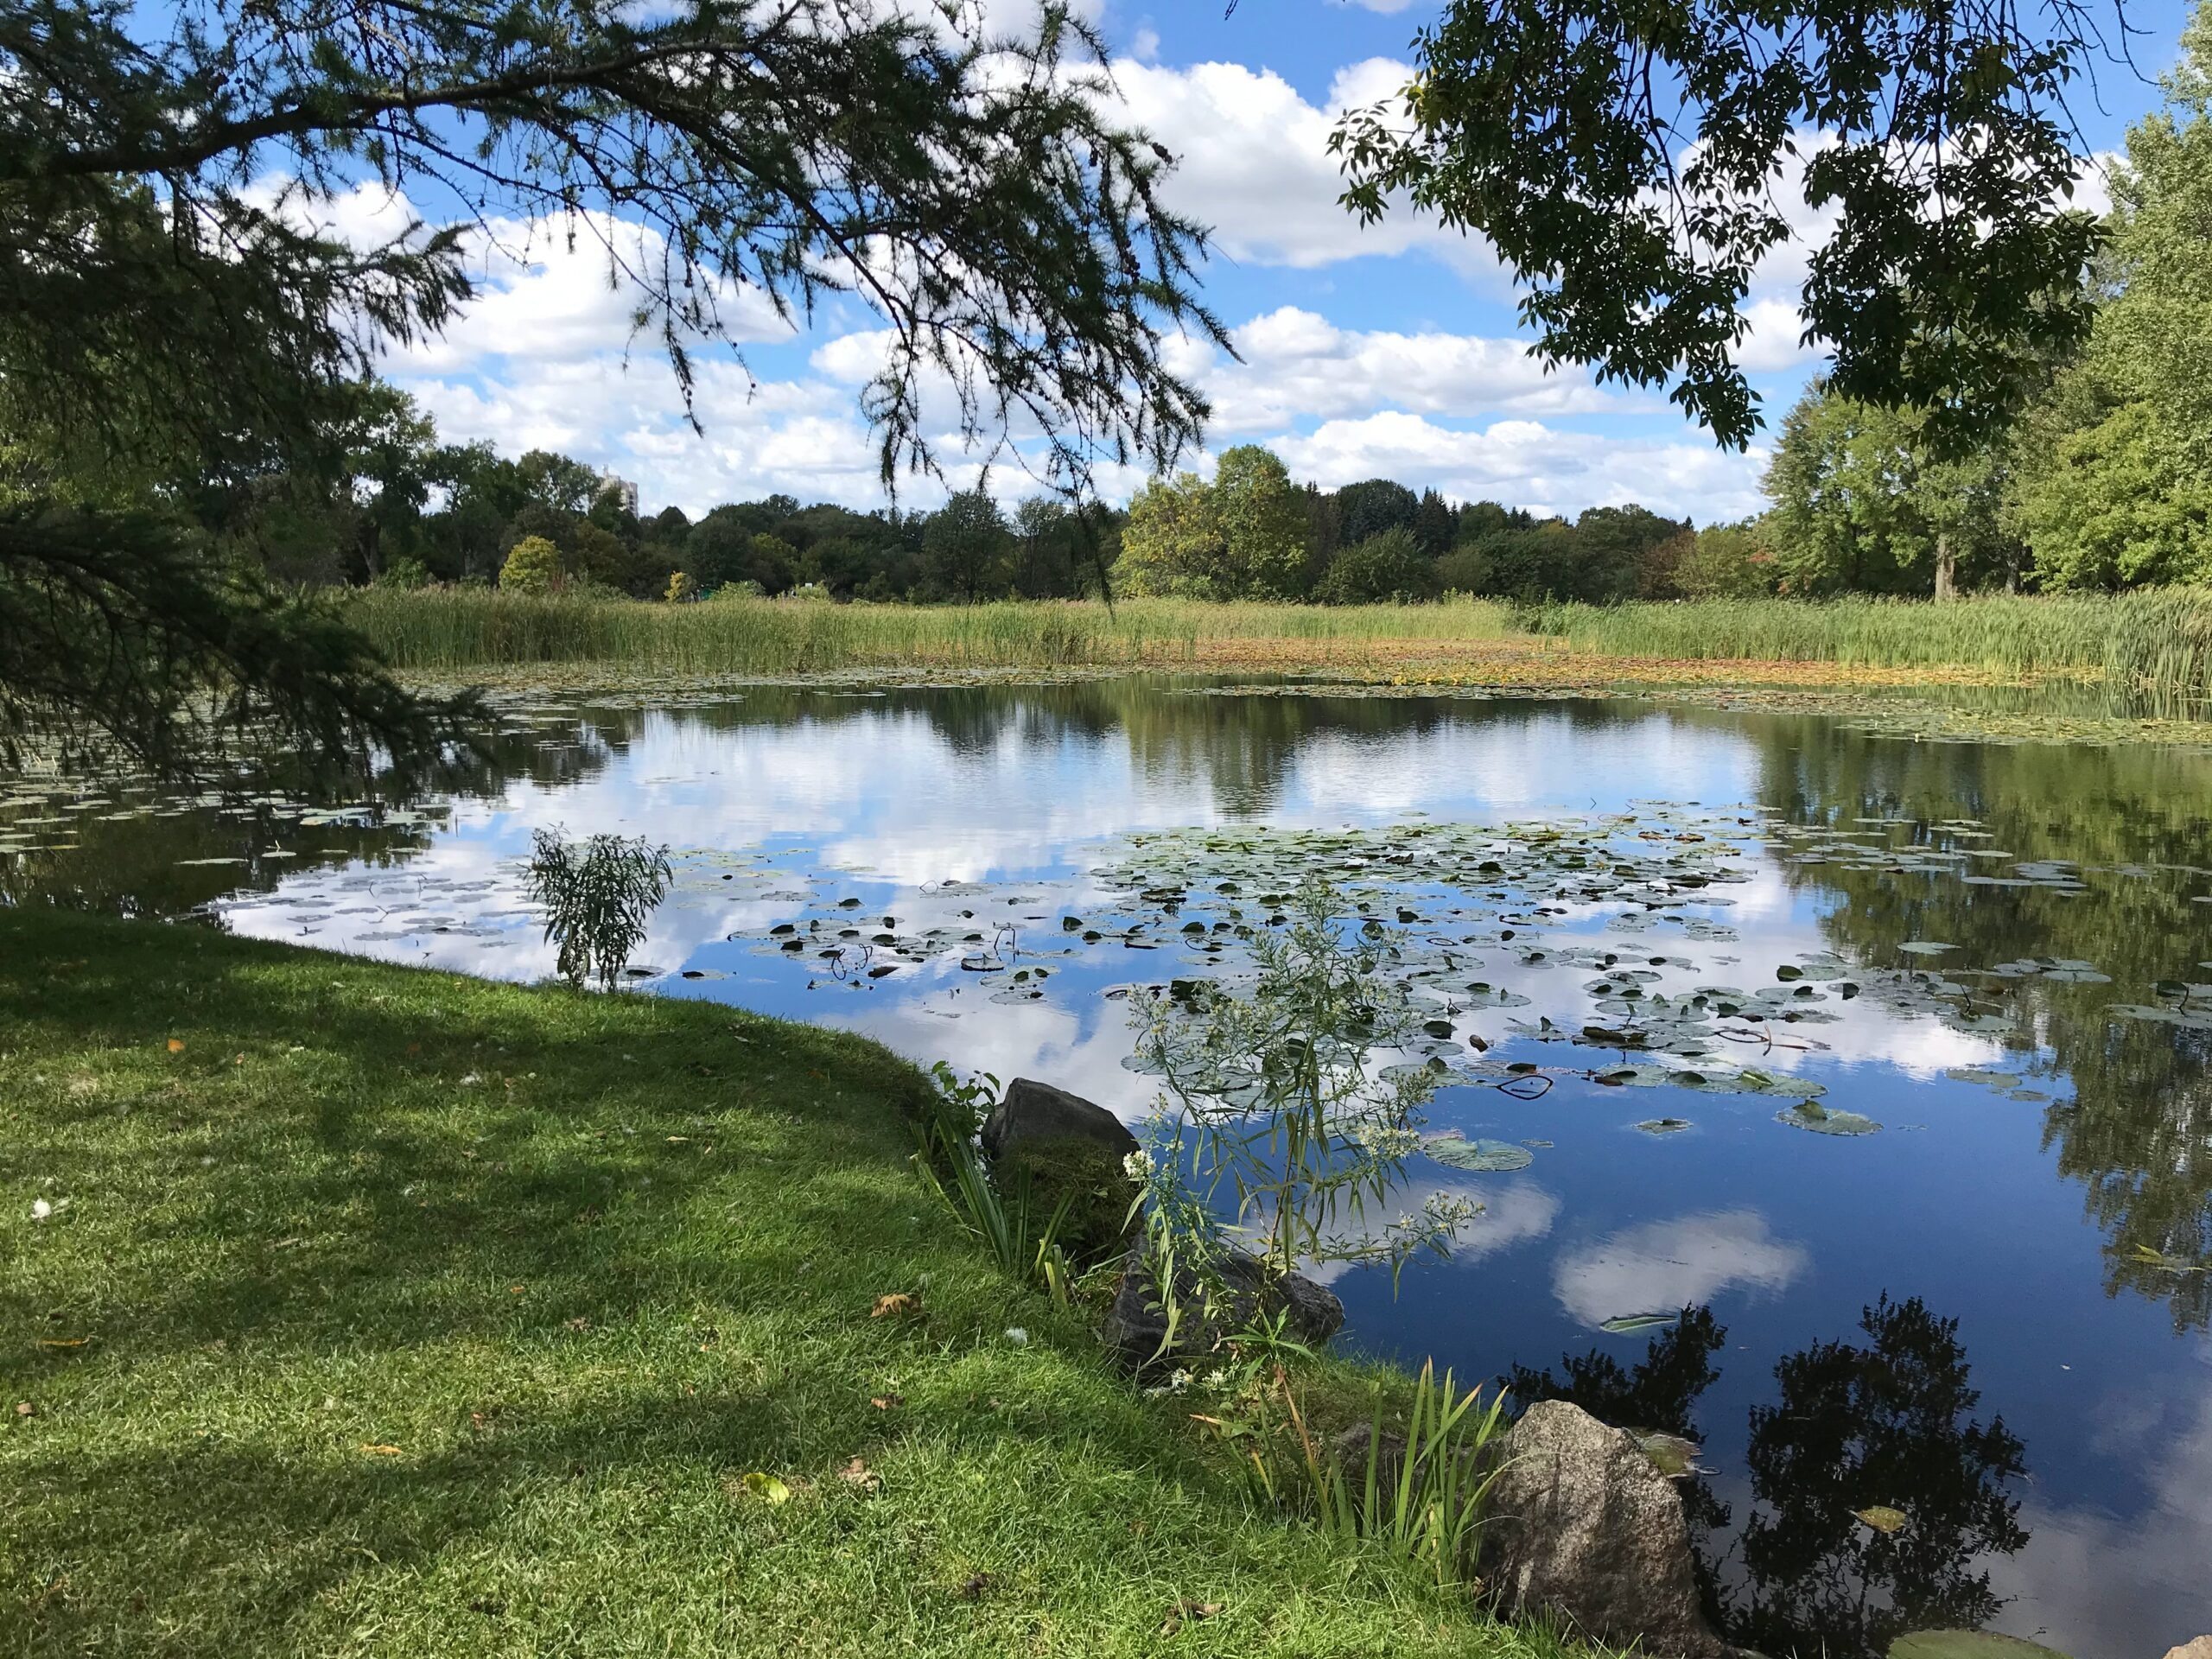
left=1522, top=590, right=2212, bottom=708
left=346, top=586, right=2212, bottom=709
left=347, top=590, right=1514, bottom=673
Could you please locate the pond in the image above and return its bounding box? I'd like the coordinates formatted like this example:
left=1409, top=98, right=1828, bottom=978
left=7, top=677, right=2212, bottom=1659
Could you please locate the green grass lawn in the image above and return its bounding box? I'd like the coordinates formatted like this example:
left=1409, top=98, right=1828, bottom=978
left=0, top=908, right=1567, bottom=1658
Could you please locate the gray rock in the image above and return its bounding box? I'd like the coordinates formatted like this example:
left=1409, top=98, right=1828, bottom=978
left=1101, top=1243, right=1344, bottom=1372
left=980, top=1077, right=1139, bottom=1165
left=2163, top=1641, right=2212, bottom=1659
left=1484, top=1400, right=1735, bottom=1659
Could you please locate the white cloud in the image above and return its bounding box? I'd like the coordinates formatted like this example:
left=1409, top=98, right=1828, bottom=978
left=1192, top=307, right=1621, bottom=430
left=1553, top=1210, right=1809, bottom=1328
left=1268, top=411, right=1768, bottom=520
left=1109, top=58, right=1498, bottom=276
left=1981, top=1371, right=2212, bottom=1658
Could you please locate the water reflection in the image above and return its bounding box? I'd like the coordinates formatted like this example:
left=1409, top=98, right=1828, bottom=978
left=1741, top=720, right=2212, bottom=1327
left=1516, top=1297, right=2030, bottom=1659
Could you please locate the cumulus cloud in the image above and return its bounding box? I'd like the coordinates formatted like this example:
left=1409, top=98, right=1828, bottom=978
left=1268, top=411, right=1770, bottom=521
left=1110, top=58, right=1497, bottom=276
left=1193, top=307, right=1620, bottom=431
left=1553, top=1210, right=1809, bottom=1328
left=1981, top=1375, right=2212, bottom=1658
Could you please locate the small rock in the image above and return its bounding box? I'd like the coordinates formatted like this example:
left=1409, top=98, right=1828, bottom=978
left=1101, top=1243, right=1343, bottom=1372
left=1484, top=1400, right=1738, bottom=1659
left=979, top=1077, right=1139, bottom=1164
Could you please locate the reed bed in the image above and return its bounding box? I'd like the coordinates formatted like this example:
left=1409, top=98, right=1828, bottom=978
left=346, top=587, right=2212, bottom=711
left=1522, top=591, right=2212, bottom=709
left=346, top=590, right=1516, bottom=673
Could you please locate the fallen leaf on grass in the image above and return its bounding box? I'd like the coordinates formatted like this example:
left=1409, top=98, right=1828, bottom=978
left=838, top=1457, right=881, bottom=1494
left=870, top=1293, right=918, bottom=1319
left=1160, top=1600, right=1224, bottom=1637
left=740, top=1471, right=791, bottom=1503
left=166, top=1039, right=184, bottom=1054
left=34, top=1338, right=88, bottom=1351
left=14, top=1402, right=35, bottom=1417
left=956, top=1573, right=995, bottom=1602
left=870, top=1394, right=905, bottom=1410
left=361, top=1444, right=404, bottom=1457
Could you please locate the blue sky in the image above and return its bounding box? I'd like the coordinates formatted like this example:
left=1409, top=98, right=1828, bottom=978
left=359, top=0, right=2197, bottom=525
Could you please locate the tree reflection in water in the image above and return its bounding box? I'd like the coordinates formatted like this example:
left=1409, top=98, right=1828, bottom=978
left=1511, top=1296, right=2028, bottom=1659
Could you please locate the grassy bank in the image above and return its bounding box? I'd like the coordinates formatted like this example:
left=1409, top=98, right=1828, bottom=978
left=346, top=591, right=1515, bottom=673
left=0, top=909, right=1564, bottom=1658
left=346, top=588, right=2212, bottom=709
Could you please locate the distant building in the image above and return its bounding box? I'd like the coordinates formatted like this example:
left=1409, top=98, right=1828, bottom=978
left=597, top=471, right=639, bottom=516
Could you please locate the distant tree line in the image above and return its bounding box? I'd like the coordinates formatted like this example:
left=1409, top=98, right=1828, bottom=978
left=238, top=403, right=1717, bottom=606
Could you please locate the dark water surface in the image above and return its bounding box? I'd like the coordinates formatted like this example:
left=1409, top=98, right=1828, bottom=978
left=7, top=678, right=2211, bottom=1659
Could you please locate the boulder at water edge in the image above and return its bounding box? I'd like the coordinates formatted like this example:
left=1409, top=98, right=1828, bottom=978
left=2162, top=1641, right=2212, bottom=1659
left=1484, top=1400, right=1738, bottom=1659
left=977, top=1078, right=1141, bottom=1262
left=980, top=1077, right=1140, bottom=1164
left=1100, top=1243, right=1344, bottom=1373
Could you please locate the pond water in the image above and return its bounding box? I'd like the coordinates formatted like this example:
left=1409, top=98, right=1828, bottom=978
left=8, top=677, right=2212, bottom=1659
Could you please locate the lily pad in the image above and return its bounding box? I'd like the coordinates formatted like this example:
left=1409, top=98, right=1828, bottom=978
left=1424, top=1135, right=1533, bottom=1173
left=1777, top=1100, right=1880, bottom=1136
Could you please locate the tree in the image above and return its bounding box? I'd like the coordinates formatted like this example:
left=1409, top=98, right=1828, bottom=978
left=1470, top=518, right=1582, bottom=603
left=1335, top=479, right=1422, bottom=547
left=0, top=0, right=1219, bottom=775
left=1115, top=451, right=1305, bottom=599
left=1116, top=471, right=1226, bottom=598
left=1676, top=521, right=1778, bottom=598
left=2006, top=3, right=2212, bottom=588
left=2007, top=401, right=2212, bottom=588
left=515, top=451, right=602, bottom=518
left=1411, top=489, right=1457, bottom=556
left=1573, top=505, right=1690, bottom=602
left=1313, top=527, right=1439, bottom=603
left=499, top=535, right=563, bottom=594
left=1764, top=389, right=2016, bottom=596
left=1211, top=446, right=1308, bottom=598
left=1332, top=0, right=2104, bottom=448
left=922, top=491, right=1011, bottom=603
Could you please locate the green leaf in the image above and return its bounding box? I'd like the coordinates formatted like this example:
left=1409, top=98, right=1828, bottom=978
left=1599, top=1311, right=1681, bottom=1334
left=741, top=1471, right=792, bottom=1504
left=1889, top=1632, right=2071, bottom=1659
left=1778, top=1101, right=1880, bottom=1136
left=1423, top=1135, right=1533, bottom=1173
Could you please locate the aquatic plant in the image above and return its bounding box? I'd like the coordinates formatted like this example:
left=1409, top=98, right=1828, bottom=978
left=1128, top=877, right=1478, bottom=1294
left=524, top=826, right=672, bottom=989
